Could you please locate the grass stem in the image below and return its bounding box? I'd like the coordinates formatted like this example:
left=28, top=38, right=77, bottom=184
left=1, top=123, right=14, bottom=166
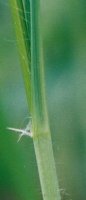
left=31, top=0, right=61, bottom=199
left=9, top=0, right=61, bottom=199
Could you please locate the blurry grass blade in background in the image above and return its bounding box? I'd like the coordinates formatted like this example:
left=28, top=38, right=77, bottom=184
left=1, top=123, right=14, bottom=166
left=9, top=0, right=61, bottom=199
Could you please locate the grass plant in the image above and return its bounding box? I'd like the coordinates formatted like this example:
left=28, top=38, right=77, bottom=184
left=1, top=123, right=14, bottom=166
left=9, top=0, right=61, bottom=199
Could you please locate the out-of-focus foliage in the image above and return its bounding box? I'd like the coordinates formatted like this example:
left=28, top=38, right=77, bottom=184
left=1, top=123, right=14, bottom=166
left=0, top=1, right=86, bottom=200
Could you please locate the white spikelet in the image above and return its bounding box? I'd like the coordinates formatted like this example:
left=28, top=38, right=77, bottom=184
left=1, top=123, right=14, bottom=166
left=7, top=121, right=33, bottom=142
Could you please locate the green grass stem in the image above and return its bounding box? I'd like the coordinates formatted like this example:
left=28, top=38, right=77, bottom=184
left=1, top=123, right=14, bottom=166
left=31, top=1, right=61, bottom=199
left=9, top=0, right=61, bottom=199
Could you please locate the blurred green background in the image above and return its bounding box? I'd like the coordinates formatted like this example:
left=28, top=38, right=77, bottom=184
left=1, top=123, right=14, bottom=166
left=0, top=1, right=86, bottom=199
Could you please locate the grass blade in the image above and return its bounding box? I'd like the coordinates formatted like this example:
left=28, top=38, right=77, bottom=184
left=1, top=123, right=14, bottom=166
left=9, top=0, right=31, bottom=108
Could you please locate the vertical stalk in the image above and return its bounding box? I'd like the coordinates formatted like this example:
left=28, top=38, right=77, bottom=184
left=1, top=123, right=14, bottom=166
left=31, top=0, right=61, bottom=199
left=9, top=0, right=61, bottom=199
